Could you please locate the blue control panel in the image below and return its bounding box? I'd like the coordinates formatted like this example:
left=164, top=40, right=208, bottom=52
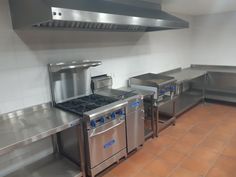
left=89, top=108, right=125, bottom=129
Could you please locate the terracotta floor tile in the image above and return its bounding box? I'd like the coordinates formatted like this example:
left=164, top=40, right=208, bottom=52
left=111, top=160, right=140, bottom=177
left=168, top=141, right=195, bottom=155
left=190, top=146, right=220, bottom=164
left=178, top=114, right=201, bottom=125
left=180, top=156, right=214, bottom=176
left=207, top=155, right=236, bottom=177
left=198, top=138, right=226, bottom=153
left=207, top=131, right=232, bottom=142
left=143, top=158, right=175, bottom=177
left=157, top=149, right=185, bottom=166
left=221, top=144, right=236, bottom=158
left=175, top=120, right=195, bottom=131
left=134, top=171, right=159, bottom=177
left=141, top=140, right=166, bottom=156
left=228, top=138, right=236, bottom=147
left=101, top=103, right=236, bottom=177
left=178, top=132, right=205, bottom=147
left=169, top=167, right=201, bottom=177
left=206, top=166, right=235, bottom=177
left=100, top=171, right=117, bottom=177
left=161, top=127, right=186, bottom=140
left=155, top=135, right=177, bottom=148
left=129, top=150, right=156, bottom=169
left=188, top=125, right=212, bottom=136
left=213, top=126, right=235, bottom=136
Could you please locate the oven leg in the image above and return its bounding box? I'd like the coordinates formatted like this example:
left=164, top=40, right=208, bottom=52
left=172, top=99, right=176, bottom=126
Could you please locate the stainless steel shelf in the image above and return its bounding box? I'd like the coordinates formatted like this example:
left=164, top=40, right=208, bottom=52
left=159, top=91, right=203, bottom=117
left=158, top=115, right=176, bottom=132
left=4, top=154, right=82, bottom=177
left=0, top=103, right=80, bottom=156
left=175, top=91, right=203, bottom=116
left=206, top=90, right=236, bottom=103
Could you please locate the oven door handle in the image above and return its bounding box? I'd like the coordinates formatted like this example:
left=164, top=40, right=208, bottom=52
left=89, top=120, right=125, bottom=138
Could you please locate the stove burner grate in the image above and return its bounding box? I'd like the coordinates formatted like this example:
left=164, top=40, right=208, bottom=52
left=56, top=94, right=118, bottom=116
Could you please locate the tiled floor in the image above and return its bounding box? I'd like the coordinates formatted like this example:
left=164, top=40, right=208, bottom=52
left=101, top=103, right=236, bottom=177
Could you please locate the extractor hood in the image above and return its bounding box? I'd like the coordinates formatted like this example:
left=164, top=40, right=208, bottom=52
left=9, top=0, right=189, bottom=32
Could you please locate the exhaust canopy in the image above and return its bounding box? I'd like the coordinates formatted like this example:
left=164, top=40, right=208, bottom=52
left=9, top=0, right=189, bottom=32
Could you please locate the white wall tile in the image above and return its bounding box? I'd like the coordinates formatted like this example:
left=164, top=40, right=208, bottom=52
left=191, top=12, right=236, bottom=65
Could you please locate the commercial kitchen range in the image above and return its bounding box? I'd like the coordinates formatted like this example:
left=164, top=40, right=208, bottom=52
left=1, top=63, right=236, bottom=177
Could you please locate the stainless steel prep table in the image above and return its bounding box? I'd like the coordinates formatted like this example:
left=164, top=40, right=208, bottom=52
left=191, top=65, right=236, bottom=103
left=0, top=103, right=85, bottom=177
left=160, top=68, right=206, bottom=116
left=161, top=65, right=236, bottom=116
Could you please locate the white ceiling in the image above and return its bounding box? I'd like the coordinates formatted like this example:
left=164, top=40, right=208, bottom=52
left=160, top=0, right=236, bottom=15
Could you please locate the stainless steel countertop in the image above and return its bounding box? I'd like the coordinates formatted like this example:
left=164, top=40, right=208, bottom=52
left=165, top=68, right=207, bottom=84
left=162, top=65, right=236, bottom=84
left=191, top=64, right=236, bottom=74
left=0, top=103, right=80, bottom=156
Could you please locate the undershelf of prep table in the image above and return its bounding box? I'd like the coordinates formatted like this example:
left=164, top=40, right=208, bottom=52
left=4, top=154, right=82, bottom=177
left=157, top=114, right=176, bottom=133
left=159, top=90, right=203, bottom=117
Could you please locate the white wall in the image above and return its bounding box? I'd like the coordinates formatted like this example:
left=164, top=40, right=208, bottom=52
left=191, top=11, right=236, bottom=65
left=0, top=0, right=192, bottom=114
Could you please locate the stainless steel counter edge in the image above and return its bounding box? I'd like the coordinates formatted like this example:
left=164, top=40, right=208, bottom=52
left=158, top=65, right=236, bottom=84
left=0, top=103, right=81, bottom=156
left=191, top=64, right=236, bottom=73
left=0, top=103, right=52, bottom=120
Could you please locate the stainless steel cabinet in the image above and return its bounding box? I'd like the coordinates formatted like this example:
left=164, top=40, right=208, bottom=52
left=126, top=109, right=145, bottom=153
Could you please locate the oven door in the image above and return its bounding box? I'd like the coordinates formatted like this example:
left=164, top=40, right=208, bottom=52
left=87, top=118, right=126, bottom=168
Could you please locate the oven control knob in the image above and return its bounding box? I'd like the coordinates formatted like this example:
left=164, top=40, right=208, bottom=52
left=111, top=112, right=116, bottom=120
left=116, top=109, right=125, bottom=116
left=90, top=120, right=96, bottom=128
left=100, top=117, right=105, bottom=123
